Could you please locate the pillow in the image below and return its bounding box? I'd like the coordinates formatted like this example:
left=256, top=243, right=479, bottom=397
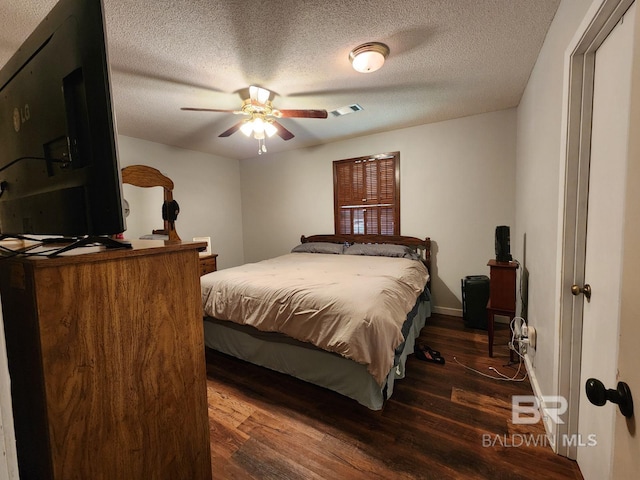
left=291, top=242, right=345, bottom=254
left=344, top=243, right=420, bottom=260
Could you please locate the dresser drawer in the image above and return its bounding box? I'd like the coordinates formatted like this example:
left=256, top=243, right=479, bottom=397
left=199, top=254, right=218, bottom=276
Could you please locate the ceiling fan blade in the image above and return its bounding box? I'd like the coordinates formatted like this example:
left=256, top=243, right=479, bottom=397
left=277, top=109, right=328, bottom=119
left=181, top=107, right=243, bottom=114
left=219, top=121, right=244, bottom=137
left=272, top=120, right=295, bottom=141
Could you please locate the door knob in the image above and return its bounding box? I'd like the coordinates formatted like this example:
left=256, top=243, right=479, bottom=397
left=585, top=378, right=634, bottom=418
left=571, top=283, right=591, bottom=300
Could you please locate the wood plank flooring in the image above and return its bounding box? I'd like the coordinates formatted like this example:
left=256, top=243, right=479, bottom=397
left=205, top=314, right=583, bottom=479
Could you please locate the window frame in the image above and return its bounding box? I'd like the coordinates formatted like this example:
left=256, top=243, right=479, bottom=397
left=332, top=151, right=400, bottom=236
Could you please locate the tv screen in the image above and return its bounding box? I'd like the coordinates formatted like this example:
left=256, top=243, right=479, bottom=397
left=0, top=0, right=126, bottom=239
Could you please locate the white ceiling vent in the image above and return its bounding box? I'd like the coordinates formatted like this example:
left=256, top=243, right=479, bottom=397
left=330, top=104, right=363, bottom=117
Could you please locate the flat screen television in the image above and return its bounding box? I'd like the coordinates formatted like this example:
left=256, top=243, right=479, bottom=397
left=0, top=0, right=127, bottom=249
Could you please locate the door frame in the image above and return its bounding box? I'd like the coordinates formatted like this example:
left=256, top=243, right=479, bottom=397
left=556, top=0, right=634, bottom=460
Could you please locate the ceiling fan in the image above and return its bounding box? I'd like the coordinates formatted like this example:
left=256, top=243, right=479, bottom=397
left=181, top=86, right=328, bottom=154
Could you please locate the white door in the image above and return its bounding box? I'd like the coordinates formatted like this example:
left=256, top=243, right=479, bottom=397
left=0, top=298, right=19, bottom=479
left=612, top=21, right=640, bottom=472
left=577, top=3, right=635, bottom=479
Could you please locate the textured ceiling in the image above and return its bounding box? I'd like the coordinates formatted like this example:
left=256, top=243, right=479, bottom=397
left=1, top=0, right=560, bottom=160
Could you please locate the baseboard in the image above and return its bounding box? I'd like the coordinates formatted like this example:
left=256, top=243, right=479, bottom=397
left=431, top=306, right=510, bottom=325
left=432, top=306, right=462, bottom=317
left=523, top=353, right=558, bottom=453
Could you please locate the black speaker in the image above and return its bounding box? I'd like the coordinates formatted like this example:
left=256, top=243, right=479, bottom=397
left=495, top=225, right=512, bottom=262
left=462, top=275, right=490, bottom=329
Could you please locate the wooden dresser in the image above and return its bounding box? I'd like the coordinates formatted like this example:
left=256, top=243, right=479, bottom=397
left=0, top=241, right=212, bottom=480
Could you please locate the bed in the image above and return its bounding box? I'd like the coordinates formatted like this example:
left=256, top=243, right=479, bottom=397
left=200, top=234, right=432, bottom=410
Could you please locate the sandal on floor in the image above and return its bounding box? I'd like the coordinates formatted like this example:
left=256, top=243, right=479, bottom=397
left=414, top=344, right=445, bottom=365
left=416, top=343, right=441, bottom=358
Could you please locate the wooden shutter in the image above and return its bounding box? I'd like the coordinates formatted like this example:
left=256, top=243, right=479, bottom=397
left=333, top=152, right=400, bottom=235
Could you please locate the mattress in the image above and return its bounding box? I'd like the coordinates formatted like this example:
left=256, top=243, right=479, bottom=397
left=203, top=289, right=431, bottom=410
left=201, top=252, right=430, bottom=385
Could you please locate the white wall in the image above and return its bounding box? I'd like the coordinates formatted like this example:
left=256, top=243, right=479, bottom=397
left=116, top=136, right=245, bottom=270
left=514, top=0, right=593, bottom=397
left=240, top=109, right=517, bottom=314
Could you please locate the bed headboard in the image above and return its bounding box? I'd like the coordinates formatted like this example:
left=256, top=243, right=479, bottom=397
left=300, top=234, right=431, bottom=272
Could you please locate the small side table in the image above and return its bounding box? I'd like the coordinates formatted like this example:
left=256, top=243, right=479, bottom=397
left=487, top=259, right=518, bottom=357
left=199, top=254, right=218, bottom=276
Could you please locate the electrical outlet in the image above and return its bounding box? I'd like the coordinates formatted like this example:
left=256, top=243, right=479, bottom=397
left=519, top=341, right=527, bottom=355
left=510, top=318, right=535, bottom=355
left=528, top=326, right=537, bottom=350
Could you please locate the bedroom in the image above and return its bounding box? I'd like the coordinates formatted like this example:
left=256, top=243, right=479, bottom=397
left=1, top=0, right=640, bottom=479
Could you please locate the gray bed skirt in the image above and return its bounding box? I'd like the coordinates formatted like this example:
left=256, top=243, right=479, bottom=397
left=203, top=292, right=431, bottom=410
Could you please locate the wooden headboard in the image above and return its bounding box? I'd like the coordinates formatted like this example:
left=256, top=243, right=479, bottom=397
left=300, top=234, right=431, bottom=272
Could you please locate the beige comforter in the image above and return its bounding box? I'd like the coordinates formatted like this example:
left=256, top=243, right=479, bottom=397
left=201, top=252, right=429, bottom=385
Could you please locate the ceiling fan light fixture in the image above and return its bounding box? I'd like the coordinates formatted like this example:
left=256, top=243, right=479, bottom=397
left=252, top=116, right=265, bottom=133
left=349, top=42, right=389, bottom=73
left=182, top=85, right=329, bottom=155
left=240, top=121, right=254, bottom=137
left=264, top=121, right=277, bottom=138
left=250, top=85, right=270, bottom=105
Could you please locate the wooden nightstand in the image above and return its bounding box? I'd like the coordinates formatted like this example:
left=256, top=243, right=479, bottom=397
left=487, top=259, right=519, bottom=357
left=199, top=254, right=218, bottom=276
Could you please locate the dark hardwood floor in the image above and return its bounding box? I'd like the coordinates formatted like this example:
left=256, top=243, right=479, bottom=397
left=205, top=314, right=583, bottom=479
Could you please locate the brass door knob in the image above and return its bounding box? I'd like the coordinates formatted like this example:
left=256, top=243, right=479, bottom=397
left=571, top=283, right=591, bottom=300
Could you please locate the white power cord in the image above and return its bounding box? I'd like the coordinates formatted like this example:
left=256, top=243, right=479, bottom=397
left=510, top=316, right=531, bottom=356
left=452, top=315, right=529, bottom=382
left=453, top=356, right=528, bottom=382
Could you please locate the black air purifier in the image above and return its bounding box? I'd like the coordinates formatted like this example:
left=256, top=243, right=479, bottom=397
left=462, top=275, right=490, bottom=329
left=495, top=225, right=512, bottom=262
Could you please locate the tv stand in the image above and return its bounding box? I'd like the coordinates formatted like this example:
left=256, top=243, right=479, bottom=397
left=47, top=235, right=132, bottom=256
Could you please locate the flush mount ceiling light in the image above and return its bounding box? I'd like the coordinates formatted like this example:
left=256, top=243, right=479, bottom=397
left=349, top=42, right=390, bottom=73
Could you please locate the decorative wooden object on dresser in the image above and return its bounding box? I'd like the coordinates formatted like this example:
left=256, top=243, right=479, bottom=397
left=121, top=164, right=181, bottom=241
left=486, top=259, right=519, bottom=357
left=0, top=241, right=212, bottom=480
left=200, top=253, right=218, bottom=276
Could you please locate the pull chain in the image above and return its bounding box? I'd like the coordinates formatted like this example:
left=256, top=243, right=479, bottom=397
left=257, top=138, right=267, bottom=154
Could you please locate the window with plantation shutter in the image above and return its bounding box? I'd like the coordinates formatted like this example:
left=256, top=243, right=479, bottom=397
left=333, top=152, right=400, bottom=235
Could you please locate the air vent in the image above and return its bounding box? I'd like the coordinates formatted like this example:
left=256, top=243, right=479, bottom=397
left=330, top=104, right=363, bottom=117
